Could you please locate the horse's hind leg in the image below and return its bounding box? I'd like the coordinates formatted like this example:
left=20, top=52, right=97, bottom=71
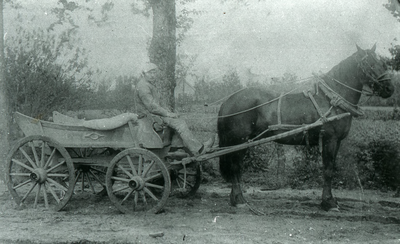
left=219, top=150, right=248, bottom=206
left=321, top=138, right=341, bottom=211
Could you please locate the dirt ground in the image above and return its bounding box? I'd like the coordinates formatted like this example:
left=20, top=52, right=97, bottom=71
left=0, top=178, right=399, bottom=244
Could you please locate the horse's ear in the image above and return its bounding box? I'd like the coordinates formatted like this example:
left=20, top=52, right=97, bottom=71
left=371, top=43, right=377, bottom=52
left=356, top=44, right=363, bottom=52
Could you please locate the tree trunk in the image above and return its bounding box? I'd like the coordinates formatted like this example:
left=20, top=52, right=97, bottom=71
left=0, top=0, right=9, bottom=178
left=148, top=0, right=176, bottom=110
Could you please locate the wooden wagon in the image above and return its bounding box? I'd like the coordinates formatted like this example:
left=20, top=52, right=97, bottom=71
left=5, top=111, right=349, bottom=213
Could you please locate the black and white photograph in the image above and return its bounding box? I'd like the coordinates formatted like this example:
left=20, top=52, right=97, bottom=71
left=0, top=0, right=400, bottom=243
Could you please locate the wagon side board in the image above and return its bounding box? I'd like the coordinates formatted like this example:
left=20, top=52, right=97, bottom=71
left=13, top=112, right=164, bottom=149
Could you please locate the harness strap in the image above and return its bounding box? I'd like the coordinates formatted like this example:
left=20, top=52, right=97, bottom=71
left=318, top=81, right=365, bottom=117
left=303, top=90, right=325, bottom=119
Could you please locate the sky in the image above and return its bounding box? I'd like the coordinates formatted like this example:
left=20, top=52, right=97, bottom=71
left=4, top=0, right=400, bottom=82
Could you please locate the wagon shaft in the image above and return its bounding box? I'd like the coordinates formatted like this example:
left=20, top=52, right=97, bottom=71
left=196, top=112, right=351, bottom=162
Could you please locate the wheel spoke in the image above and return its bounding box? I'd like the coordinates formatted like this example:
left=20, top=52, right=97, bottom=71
left=12, top=179, right=32, bottom=190
left=40, top=142, right=46, bottom=168
left=43, top=184, right=49, bottom=208
left=81, top=171, right=85, bottom=192
left=88, top=170, right=105, bottom=186
left=141, top=160, right=155, bottom=178
left=144, top=187, right=158, bottom=201
left=47, top=173, right=69, bottom=178
left=44, top=147, right=57, bottom=169
left=18, top=148, right=37, bottom=169
left=21, top=183, right=37, bottom=203
left=111, top=176, right=130, bottom=183
left=145, top=182, right=164, bottom=189
left=126, top=155, right=138, bottom=176
left=47, top=178, right=68, bottom=192
left=74, top=170, right=82, bottom=185
left=11, top=158, right=35, bottom=172
left=121, top=189, right=134, bottom=204
left=89, top=167, right=106, bottom=175
left=85, top=173, right=96, bottom=193
left=117, top=164, right=134, bottom=179
left=34, top=184, right=41, bottom=208
left=112, top=185, right=130, bottom=193
left=29, top=142, right=40, bottom=168
left=138, top=155, right=143, bottom=175
left=9, top=172, right=30, bottom=177
left=144, top=172, right=162, bottom=182
left=46, top=160, right=66, bottom=173
left=45, top=182, right=60, bottom=204
left=134, top=191, right=139, bottom=210
left=141, top=191, right=147, bottom=206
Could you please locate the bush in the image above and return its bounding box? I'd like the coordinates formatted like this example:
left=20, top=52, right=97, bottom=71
left=356, top=140, right=400, bottom=191
left=287, top=146, right=323, bottom=189
left=5, top=27, right=93, bottom=119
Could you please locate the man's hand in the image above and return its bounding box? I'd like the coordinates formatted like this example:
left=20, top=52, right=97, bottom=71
left=166, top=112, right=179, bottom=118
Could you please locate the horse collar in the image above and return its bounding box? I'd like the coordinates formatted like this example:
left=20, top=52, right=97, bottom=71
left=317, top=80, right=364, bottom=117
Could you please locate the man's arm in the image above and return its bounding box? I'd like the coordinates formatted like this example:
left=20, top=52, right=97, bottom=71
left=137, top=82, right=171, bottom=117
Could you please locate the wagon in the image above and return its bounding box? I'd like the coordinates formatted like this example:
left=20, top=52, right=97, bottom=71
left=6, top=111, right=350, bottom=213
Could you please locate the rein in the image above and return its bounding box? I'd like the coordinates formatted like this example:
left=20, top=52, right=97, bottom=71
left=216, top=86, right=301, bottom=119
left=324, top=75, right=373, bottom=96
left=190, top=52, right=386, bottom=120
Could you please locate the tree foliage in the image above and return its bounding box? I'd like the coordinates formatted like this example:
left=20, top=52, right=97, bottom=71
left=194, top=69, right=243, bottom=105
left=384, top=0, right=400, bottom=22
left=90, top=75, right=139, bottom=112
left=5, top=27, right=93, bottom=119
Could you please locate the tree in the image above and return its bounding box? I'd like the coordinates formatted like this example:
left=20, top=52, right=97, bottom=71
left=148, top=0, right=177, bottom=110
left=384, top=0, right=400, bottom=21
left=0, top=0, right=8, bottom=172
left=51, top=0, right=199, bottom=111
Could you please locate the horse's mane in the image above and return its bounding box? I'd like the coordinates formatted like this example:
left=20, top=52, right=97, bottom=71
left=326, top=52, right=359, bottom=81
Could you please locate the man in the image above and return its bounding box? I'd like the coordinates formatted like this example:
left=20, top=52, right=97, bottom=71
left=135, top=62, right=214, bottom=156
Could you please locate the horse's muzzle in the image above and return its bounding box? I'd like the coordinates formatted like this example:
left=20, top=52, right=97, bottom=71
left=377, top=74, right=395, bottom=98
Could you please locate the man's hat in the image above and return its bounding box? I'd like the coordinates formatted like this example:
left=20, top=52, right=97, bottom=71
left=143, top=62, right=158, bottom=73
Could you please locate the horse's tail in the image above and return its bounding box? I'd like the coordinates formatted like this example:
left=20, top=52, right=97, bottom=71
left=217, top=116, right=246, bottom=183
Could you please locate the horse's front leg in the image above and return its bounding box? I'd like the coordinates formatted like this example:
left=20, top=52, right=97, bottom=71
left=321, top=138, right=341, bottom=211
left=230, top=174, right=247, bottom=207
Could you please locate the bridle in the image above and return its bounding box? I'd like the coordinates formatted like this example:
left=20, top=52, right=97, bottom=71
left=315, top=51, right=391, bottom=117
left=356, top=51, right=391, bottom=96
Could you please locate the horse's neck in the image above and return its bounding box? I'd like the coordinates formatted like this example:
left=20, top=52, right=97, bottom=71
left=323, top=55, right=363, bottom=105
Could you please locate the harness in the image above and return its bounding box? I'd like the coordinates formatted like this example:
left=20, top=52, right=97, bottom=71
left=304, top=78, right=365, bottom=118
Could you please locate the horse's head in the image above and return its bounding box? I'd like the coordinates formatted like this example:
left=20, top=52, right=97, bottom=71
left=355, top=44, right=394, bottom=98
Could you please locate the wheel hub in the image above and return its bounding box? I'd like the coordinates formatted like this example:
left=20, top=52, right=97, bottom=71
left=30, top=168, right=47, bottom=184
left=128, top=177, right=145, bottom=190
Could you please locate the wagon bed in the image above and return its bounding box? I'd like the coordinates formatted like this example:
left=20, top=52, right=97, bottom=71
left=14, top=111, right=165, bottom=149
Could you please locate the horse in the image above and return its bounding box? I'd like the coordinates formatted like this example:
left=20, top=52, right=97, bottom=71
left=217, top=44, right=394, bottom=211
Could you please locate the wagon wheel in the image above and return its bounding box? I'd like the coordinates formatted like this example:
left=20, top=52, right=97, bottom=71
left=69, top=148, right=108, bottom=195
left=106, top=148, right=171, bottom=214
left=170, top=162, right=202, bottom=198
left=6, top=135, right=75, bottom=211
